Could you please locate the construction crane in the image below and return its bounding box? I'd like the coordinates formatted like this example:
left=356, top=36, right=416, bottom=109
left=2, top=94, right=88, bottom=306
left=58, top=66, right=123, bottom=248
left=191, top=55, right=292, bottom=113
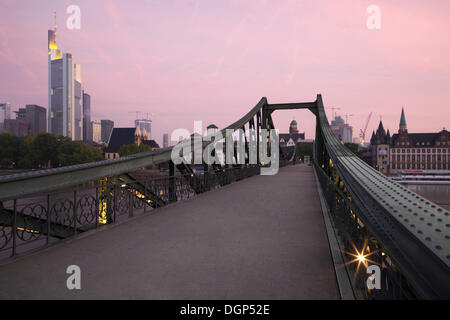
left=327, top=106, right=341, bottom=121
left=128, top=111, right=142, bottom=119
left=359, top=112, right=373, bottom=146
left=344, top=113, right=354, bottom=124
left=143, top=112, right=152, bottom=121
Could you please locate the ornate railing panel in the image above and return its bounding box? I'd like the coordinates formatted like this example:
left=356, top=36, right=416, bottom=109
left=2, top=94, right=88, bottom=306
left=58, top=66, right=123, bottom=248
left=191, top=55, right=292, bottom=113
left=0, top=165, right=262, bottom=260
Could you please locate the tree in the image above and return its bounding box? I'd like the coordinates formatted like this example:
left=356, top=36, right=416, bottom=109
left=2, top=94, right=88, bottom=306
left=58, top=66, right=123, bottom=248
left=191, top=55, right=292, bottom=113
left=29, top=133, right=63, bottom=168
left=2, top=132, right=104, bottom=170
left=118, top=143, right=151, bottom=157
left=0, top=132, right=19, bottom=169
left=294, top=142, right=313, bottom=161
left=58, top=140, right=103, bottom=166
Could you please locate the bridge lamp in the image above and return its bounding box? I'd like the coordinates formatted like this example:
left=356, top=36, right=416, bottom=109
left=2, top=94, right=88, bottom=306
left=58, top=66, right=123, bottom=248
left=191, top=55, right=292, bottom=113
left=344, top=239, right=379, bottom=272
left=121, top=184, right=127, bottom=188
left=357, top=253, right=366, bottom=263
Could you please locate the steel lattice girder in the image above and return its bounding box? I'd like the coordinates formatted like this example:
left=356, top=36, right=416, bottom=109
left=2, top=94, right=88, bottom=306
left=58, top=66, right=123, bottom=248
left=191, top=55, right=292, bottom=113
left=314, top=94, right=450, bottom=299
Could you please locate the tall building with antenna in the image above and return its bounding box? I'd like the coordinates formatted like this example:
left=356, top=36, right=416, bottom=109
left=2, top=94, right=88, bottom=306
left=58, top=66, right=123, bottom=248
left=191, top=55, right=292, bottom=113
left=48, top=13, right=85, bottom=140
left=135, top=119, right=152, bottom=139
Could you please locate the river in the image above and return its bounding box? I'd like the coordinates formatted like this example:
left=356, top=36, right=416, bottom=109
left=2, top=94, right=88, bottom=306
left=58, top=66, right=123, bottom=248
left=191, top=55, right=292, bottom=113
left=405, top=184, right=450, bottom=211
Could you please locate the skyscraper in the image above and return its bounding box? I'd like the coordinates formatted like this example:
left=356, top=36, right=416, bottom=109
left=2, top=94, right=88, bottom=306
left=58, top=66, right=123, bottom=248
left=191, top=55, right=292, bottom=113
left=135, top=119, right=152, bottom=139
left=163, top=133, right=169, bottom=148
left=330, top=115, right=353, bottom=143
left=2, top=104, right=46, bottom=137
left=91, top=121, right=102, bottom=143
left=82, top=92, right=91, bottom=141
left=0, top=103, right=11, bottom=132
left=101, top=120, right=114, bottom=144
left=24, top=105, right=47, bottom=134
left=48, top=16, right=84, bottom=141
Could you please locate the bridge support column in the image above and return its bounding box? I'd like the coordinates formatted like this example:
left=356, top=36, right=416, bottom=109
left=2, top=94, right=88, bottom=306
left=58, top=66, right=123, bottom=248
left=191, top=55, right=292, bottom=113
left=168, top=161, right=177, bottom=203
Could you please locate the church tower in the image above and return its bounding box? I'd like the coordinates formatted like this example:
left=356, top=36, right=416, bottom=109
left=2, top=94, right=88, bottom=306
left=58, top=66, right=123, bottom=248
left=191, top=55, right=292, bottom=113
left=399, top=107, right=408, bottom=134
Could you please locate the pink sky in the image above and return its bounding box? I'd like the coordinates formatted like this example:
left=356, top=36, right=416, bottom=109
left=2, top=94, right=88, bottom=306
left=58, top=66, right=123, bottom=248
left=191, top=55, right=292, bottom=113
left=0, top=0, right=449, bottom=145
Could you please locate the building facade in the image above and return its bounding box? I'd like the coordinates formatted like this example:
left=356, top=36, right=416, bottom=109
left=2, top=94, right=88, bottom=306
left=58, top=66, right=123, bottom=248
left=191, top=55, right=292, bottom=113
left=1, top=105, right=46, bottom=137
left=280, top=120, right=306, bottom=147
left=163, top=133, right=169, bottom=148
left=101, top=120, right=114, bottom=144
left=3, top=119, right=29, bottom=137
left=105, top=127, right=148, bottom=159
left=25, top=105, right=46, bottom=134
left=0, top=102, right=11, bottom=132
left=91, top=121, right=102, bottom=144
left=135, top=119, right=152, bottom=139
left=48, top=21, right=84, bottom=140
left=330, top=115, right=353, bottom=143
left=289, top=120, right=299, bottom=134
left=369, top=121, right=391, bottom=174
left=82, top=92, right=91, bottom=142
left=206, top=124, right=219, bottom=136
left=370, top=108, right=450, bottom=174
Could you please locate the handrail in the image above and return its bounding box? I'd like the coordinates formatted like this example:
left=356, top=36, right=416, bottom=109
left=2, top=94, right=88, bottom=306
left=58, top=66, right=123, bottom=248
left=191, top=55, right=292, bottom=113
left=315, top=94, right=450, bottom=298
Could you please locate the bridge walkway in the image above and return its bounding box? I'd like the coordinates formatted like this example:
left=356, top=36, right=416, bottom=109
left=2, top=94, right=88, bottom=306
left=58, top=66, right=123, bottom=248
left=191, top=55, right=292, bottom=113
left=0, top=164, right=339, bottom=299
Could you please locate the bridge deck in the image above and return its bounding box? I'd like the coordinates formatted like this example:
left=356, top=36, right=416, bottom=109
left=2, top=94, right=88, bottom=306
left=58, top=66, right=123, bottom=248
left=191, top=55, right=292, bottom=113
left=0, top=164, right=339, bottom=299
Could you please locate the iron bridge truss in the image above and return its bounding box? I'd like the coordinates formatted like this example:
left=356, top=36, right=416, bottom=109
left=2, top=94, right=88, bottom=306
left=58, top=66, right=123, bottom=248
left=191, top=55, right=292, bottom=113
left=0, top=94, right=448, bottom=299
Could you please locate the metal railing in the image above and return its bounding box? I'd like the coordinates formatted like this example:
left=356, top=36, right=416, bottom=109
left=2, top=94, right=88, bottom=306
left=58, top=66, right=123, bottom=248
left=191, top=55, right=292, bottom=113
left=313, top=94, right=450, bottom=299
left=0, top=165, right=261, bottom=260
left=314, top=161, right=417, bottom=299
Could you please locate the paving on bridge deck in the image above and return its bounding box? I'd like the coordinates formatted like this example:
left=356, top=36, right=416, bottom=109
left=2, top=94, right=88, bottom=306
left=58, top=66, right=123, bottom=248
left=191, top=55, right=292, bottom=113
left=0, top=164, right=339, bottom=299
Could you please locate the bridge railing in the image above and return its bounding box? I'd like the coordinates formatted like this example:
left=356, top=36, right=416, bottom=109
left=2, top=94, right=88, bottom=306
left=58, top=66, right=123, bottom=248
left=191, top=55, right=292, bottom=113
left=314, top=161, right=417, bottom=299
left=314, top=94, right=450, bottom=299
left=0, top=165, right=261, bottom=260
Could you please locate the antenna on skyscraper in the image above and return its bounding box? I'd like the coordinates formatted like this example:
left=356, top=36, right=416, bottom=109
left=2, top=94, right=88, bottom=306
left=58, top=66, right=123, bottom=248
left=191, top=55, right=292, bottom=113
left=54, top=11, right=57, bottom=33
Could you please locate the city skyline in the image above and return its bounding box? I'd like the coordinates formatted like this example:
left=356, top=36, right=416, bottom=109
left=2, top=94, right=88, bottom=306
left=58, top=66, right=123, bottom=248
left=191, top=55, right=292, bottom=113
left=0, top=0, right=449, bottom=146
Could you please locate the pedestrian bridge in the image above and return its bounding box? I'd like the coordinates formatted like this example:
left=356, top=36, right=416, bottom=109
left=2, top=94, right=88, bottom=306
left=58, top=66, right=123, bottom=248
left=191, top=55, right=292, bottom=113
left=0, top=165, right=340, bottom=299
left=0, top=94, right=449, bottom=299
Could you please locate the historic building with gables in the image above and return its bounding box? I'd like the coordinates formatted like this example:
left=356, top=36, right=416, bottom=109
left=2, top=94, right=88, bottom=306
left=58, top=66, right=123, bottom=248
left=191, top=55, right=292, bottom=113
left=370, top=108, right=449, bottom=175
